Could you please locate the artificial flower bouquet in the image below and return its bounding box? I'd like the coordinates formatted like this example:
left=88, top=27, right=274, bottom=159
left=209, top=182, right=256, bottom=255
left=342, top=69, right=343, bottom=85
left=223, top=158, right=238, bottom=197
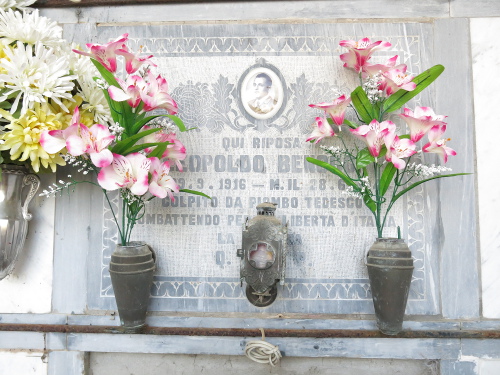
left=307, top=37, right=468, bottom=238
left=37, top=33, right=209, bottom=245
left=0, top=4, right=111, bottom=172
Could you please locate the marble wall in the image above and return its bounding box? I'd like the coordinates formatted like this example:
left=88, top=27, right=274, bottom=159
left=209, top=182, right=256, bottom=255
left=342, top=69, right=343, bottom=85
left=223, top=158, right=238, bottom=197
left=471, top=18, right=500, bottom=319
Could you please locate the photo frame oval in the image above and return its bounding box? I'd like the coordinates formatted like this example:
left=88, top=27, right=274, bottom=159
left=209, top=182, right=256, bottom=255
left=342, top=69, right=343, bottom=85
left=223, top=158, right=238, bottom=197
left=237, top=59, right=287, bottom=126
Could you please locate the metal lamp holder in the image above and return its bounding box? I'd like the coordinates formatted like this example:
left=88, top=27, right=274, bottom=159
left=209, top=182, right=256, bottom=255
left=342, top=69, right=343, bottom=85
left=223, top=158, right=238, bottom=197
left=237, top=202, right=287, bottom=307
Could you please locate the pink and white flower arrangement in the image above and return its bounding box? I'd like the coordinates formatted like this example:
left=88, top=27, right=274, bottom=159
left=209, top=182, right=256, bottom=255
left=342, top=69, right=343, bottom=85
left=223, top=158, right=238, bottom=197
left=306, top=37, right=468, bottom=238
left=40, top=34, right=209, bottom=245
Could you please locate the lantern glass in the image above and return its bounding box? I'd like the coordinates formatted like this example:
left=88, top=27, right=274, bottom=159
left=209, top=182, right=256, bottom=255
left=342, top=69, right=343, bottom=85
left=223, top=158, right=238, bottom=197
left=248, top=242, right=275, bottom=269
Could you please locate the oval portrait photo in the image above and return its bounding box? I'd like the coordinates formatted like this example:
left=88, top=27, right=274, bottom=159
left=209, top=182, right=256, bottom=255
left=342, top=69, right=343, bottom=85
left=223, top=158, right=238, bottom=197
left=241, top=67, right=284, bottom=120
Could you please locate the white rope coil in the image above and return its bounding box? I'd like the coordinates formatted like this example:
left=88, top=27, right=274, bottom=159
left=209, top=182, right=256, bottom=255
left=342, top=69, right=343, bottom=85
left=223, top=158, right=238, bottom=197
left=244, top=328, right=282, bottom=367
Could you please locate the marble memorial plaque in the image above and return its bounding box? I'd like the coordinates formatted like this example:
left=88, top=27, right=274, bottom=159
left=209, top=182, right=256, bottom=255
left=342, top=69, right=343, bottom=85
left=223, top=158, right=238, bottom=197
left=89, top=22, right=442, bottom=314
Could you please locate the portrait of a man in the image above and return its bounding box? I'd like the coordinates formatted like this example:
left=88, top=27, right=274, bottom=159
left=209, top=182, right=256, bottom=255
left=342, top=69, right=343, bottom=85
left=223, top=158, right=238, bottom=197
left=247, top=73, right=277, bottom=115
left=240, top=66, right=284, bottom=121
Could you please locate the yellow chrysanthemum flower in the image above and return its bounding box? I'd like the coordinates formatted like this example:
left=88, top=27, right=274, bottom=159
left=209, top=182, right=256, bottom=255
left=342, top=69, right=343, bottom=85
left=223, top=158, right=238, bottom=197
left=0, top=102, right=66, bottom=172
left=49, top=95, right=95, bottom=128
left=0, top=41, right=11, bottom=78
left=70, top=95, right=96, bottom=127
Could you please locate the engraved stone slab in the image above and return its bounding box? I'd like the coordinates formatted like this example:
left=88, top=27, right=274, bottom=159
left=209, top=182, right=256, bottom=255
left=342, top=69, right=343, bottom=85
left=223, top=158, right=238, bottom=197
left=86, top=22, right=452, bottom=314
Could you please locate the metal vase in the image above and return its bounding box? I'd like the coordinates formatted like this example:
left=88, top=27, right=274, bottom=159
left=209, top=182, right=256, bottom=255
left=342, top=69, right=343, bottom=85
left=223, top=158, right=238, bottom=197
left=366, top=238, right=414, bottom=335
left=0, top=164, right=40, bottom=280
left=109, top=241, right=156, bottom=331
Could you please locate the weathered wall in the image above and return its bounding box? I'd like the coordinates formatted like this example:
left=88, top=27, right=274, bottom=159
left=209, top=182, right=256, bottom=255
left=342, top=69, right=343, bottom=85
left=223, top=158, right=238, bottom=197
left=1, top=1, right=500, bottom=374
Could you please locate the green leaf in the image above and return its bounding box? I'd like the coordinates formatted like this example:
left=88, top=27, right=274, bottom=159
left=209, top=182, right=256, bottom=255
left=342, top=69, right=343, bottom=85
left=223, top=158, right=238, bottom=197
left=343, top=119, right=358, bottom=129
left=393, top=172, right=471, bottom=202
left=306, top=157, right=377, bottom=212
left=363, top=194, right=377, bottom=213
left=91, top=59, right=134, bottom=133
left=147, top=142, right=167, bottom=159
left=373, top=101, right=382, bottom=117
left=111, top=127, right=161, bottom=154
left=130, top=114, right=188, bottom=135
left=307, top=157, right=376, bottom=213
left=307, top=157, right=357, bottom=187
left=179, top=189, right=211, bottom=199
left=100, top=87, right=120, bottom=124
left=122, top=142, right=164, bottom=155
left=130, top=115, right=165, bottom=135
left=379, top=163, right=397, bottom=196
left=383, top=64, right=445, bottom=113
left=351, top=86, right=376, bottom=124
left=164, top=115, right=187, bottom=132
left=356, top=148, right=375, bottom=169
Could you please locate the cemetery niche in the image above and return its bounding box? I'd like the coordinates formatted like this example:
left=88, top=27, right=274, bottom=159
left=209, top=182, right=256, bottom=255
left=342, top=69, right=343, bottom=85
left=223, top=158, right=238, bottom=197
left=85, top=22, right=444, bottom=316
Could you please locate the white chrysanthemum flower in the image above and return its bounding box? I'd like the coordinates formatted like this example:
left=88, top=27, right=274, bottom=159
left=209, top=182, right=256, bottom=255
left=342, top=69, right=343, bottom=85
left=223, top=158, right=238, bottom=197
left=0, top=0, right=35, bottom=10
left=0, top=9, right=63, bottom=48
left=0, top=42, right=76, bottom=116
left=78, top=79, right=111, bottom=125
left=68, top=43, right=96, bottom=78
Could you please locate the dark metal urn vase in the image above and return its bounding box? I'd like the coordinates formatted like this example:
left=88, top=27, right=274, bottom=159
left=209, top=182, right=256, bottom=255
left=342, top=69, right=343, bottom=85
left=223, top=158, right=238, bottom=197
left=109, top=241, right=156, bottom=331
left=366, top=238, right=414, bottom=335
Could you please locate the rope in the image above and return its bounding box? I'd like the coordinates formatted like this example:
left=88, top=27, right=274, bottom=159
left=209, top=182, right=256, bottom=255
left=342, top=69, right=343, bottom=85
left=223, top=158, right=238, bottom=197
left=244, top=328, right=282, bottom=367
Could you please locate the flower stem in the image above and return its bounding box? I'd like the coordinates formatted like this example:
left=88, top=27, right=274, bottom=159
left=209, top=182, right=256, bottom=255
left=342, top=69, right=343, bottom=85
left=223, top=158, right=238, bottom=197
left=103, top=190, right=125, bottom=245
left=373, top=162, right=383, bottom=237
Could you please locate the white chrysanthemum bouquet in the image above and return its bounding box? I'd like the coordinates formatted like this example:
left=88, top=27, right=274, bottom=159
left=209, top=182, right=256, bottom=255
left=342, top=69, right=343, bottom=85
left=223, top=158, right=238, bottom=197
left=0, top=5, right=111, bottom=172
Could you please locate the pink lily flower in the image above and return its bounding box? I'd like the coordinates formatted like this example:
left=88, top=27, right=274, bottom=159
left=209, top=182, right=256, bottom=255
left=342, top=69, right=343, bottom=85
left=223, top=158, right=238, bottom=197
left=116, top=47, right=156, bottom=74
left=306, top=117, right=335, bottom=144
left=339, top=37, right=392, bottom=73
left=138, top=125, right=169, bottom=153
left=422, top=125, right=457, bottom=163
left=65, top=124, right=115, bottom=168
left=350, top=119, right=396, bottom=157
left=108, top=75, right=146, bottom=108
left=362, top=56, right=399, bottom=78
left=399, top=107, right=448, bottom=143
left=41, top=107, right=115, bottom=167
left=148, top=157, right=180, bottom=201
left=161, top=133, right=187, bottom=172
left=309, top=95, right=352, bottom=126
left=384, top=134, right=417, bottom=170
left=379, top=65, right=416, bottom=96
left=73, top=34, right=128, bottom=73
left=40, top=107, right=82, bottom=154
left=141, top=72, right=178, bottom=114
left=98, top=153, right=151, bottom=195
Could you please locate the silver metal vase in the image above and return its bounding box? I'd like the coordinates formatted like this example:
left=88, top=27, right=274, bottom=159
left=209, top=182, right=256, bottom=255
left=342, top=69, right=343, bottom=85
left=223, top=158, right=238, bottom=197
left=0, top=164, right=40, bottom=280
